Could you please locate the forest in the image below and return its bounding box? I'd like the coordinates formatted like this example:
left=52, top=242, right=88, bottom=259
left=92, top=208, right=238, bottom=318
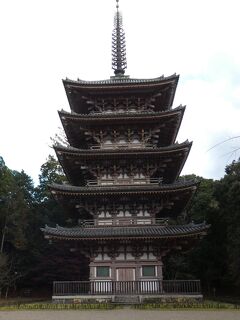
left=0, top=154, right=240, bottom=298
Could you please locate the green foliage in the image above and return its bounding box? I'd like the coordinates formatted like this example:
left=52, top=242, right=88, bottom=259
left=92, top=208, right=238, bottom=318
left=0, top=302, right=115, bottom=310
left=0, top=155, right=72, bottom=294
left=1, top=154, right=240, bottom=298
left=164, top=161, right=240, bottom=295
left=134, top=301, right=240, bottom=309
left=214, top=160, right=240, bottom=287
left=0, top=253, right=22, bottom=298
left=0, top=157, right=5, bottom=168
left=0, top=159, right=36, bottom=296
left=0, top=164, right=34, bottom=252
left=23, top=155, right=88, bottom=288
left=35, top=155, right=66, bottom=202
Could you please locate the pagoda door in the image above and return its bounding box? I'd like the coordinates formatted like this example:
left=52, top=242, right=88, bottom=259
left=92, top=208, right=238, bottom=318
left=117, top=268, right=135, bottom=281
left=116, top=268, right=136, bottom=294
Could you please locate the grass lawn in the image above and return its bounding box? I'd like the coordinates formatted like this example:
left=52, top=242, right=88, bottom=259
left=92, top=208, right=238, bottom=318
left=0, top=298, right=239, bottom=311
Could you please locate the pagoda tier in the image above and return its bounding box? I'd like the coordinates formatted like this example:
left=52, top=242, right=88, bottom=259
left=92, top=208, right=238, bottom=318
left=63, top=74, right=179, bottom=114
left=54, top=141, right=192, bottom=186
left=49, top=181, right=198, bottom=221
left=59, top=106, right=185, bottom=149
left=42, top=222, right=209, bottom=242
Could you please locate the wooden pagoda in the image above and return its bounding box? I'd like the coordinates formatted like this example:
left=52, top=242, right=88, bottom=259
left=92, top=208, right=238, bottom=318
left=41, top=1, right=208, bottom=303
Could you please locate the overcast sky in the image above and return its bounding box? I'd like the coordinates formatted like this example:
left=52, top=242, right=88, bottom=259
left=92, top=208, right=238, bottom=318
left=0, top=0, right=239, bottom=184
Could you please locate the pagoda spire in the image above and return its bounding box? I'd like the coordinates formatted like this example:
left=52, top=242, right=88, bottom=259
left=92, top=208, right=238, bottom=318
left=112, top=0, right=127, bottom=76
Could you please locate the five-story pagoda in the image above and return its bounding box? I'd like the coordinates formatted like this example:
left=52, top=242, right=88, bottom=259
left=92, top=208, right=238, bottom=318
left=42, top=0, right=209, bottom=301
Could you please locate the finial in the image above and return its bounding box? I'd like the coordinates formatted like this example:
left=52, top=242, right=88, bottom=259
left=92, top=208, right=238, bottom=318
left=112, top=0, right=127, bottom=76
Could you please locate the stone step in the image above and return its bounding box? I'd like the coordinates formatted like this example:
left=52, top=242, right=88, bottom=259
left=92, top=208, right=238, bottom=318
left=114, top=295, right=140, bottom=304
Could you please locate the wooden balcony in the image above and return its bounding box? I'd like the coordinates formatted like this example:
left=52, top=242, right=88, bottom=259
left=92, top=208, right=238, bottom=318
left=90, top=143, right=154, bottom=150
left=53, top=280, right=201, bottom=296
left=87, top=178, right=162, bottom=187
left=78, top=218, right=168, bottom=227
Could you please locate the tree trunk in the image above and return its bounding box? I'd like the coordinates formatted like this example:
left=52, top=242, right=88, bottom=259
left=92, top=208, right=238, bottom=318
left=5, top=287, right=9, bottom=299
left=1, top=198, right=10, bottom=254
left=0, top=228, right=6, bottom=253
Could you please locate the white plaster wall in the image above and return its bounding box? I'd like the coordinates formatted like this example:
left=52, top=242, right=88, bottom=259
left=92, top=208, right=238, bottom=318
left=126, top=252, right=134, bottom=260
left=115, top=253, right=125, bottom=260
left=148, top=253, right=156, bottom=260
left=103, top=253, right=111, bottom=261
left=140, top=253, right=148, bottom=260
left=94, top=254, right=102, bottom=261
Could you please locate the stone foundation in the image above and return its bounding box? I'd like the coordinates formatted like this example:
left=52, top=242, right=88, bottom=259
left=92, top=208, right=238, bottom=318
left=52, top=294, right=203, bottom=304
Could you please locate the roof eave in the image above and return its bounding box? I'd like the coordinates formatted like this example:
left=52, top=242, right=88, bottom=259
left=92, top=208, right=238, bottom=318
left=62, top=74, right=179, bottom=88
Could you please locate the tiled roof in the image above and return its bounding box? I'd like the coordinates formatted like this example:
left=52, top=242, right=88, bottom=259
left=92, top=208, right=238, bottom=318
left=50, top=180, right=199, bottom=195
left=59, top=106, right=185, bottom=120
left=41, top=222, right=209, bottom=240
left=54, top=141, right=192, bottom=156
left=63, top=74, right=178, bottom=87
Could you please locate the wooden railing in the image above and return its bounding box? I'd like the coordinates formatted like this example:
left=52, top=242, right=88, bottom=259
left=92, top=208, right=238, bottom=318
left=53, top=280, right=201, bottom=296
left=78, top=218, right=168, bottom=227
left=90, top=143, right=154, bottom=150
left=87, top=178, right=162, bottom=186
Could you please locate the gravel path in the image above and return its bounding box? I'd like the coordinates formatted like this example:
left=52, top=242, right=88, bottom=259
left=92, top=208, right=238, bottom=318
left=0, top=309, right=240, bottom=320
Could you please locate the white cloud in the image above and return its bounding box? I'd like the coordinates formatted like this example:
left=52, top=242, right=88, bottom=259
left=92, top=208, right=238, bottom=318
left=0, top=0, right=239, bottom=183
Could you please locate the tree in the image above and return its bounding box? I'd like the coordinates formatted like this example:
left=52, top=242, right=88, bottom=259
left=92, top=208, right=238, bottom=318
left=35, top=155, right=66, bottom=203
left=214, top=159, right=240, bottom=289
left=0, top=253, right=22, bottom=298
left=0, top=160, right=16, bottom=253
left=50, top=126, right=69, bottom=147
left=170, top=164, right=240, bottom=295
left=34, top=155, right=66, bottom=227
left=24, top=155, right=88, bottom=288
left=0, top=155, right=88, bottom=295
left=0, top=159, right=35, bottom=296
left=0, top=169, right=35, bottom=253
left=164, top=175, right=229, bottom=294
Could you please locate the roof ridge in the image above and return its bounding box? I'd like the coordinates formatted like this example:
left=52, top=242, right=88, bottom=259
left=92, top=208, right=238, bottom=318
left=58, top=105, right=185, bottom=118
left=63, top=74, right=178, bottom=86
left=41, top=222, right=210, bottom=239
left=54, top=140, right=192, bottom=153
left=49, top=179, right=199, bottom=192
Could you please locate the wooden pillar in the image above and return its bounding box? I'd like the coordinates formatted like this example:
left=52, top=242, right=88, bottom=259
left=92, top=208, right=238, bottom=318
left=135, top=258, right=141, bottom=281
left=111, top=259, right=116, bottom=281
left=157, top=258, right=163, bottom=280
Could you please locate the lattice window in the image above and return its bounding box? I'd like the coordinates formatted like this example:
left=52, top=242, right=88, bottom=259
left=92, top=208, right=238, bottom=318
left=96, top=266, right=110, bottom=277
left=142, top=266, right=156, bottom=277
